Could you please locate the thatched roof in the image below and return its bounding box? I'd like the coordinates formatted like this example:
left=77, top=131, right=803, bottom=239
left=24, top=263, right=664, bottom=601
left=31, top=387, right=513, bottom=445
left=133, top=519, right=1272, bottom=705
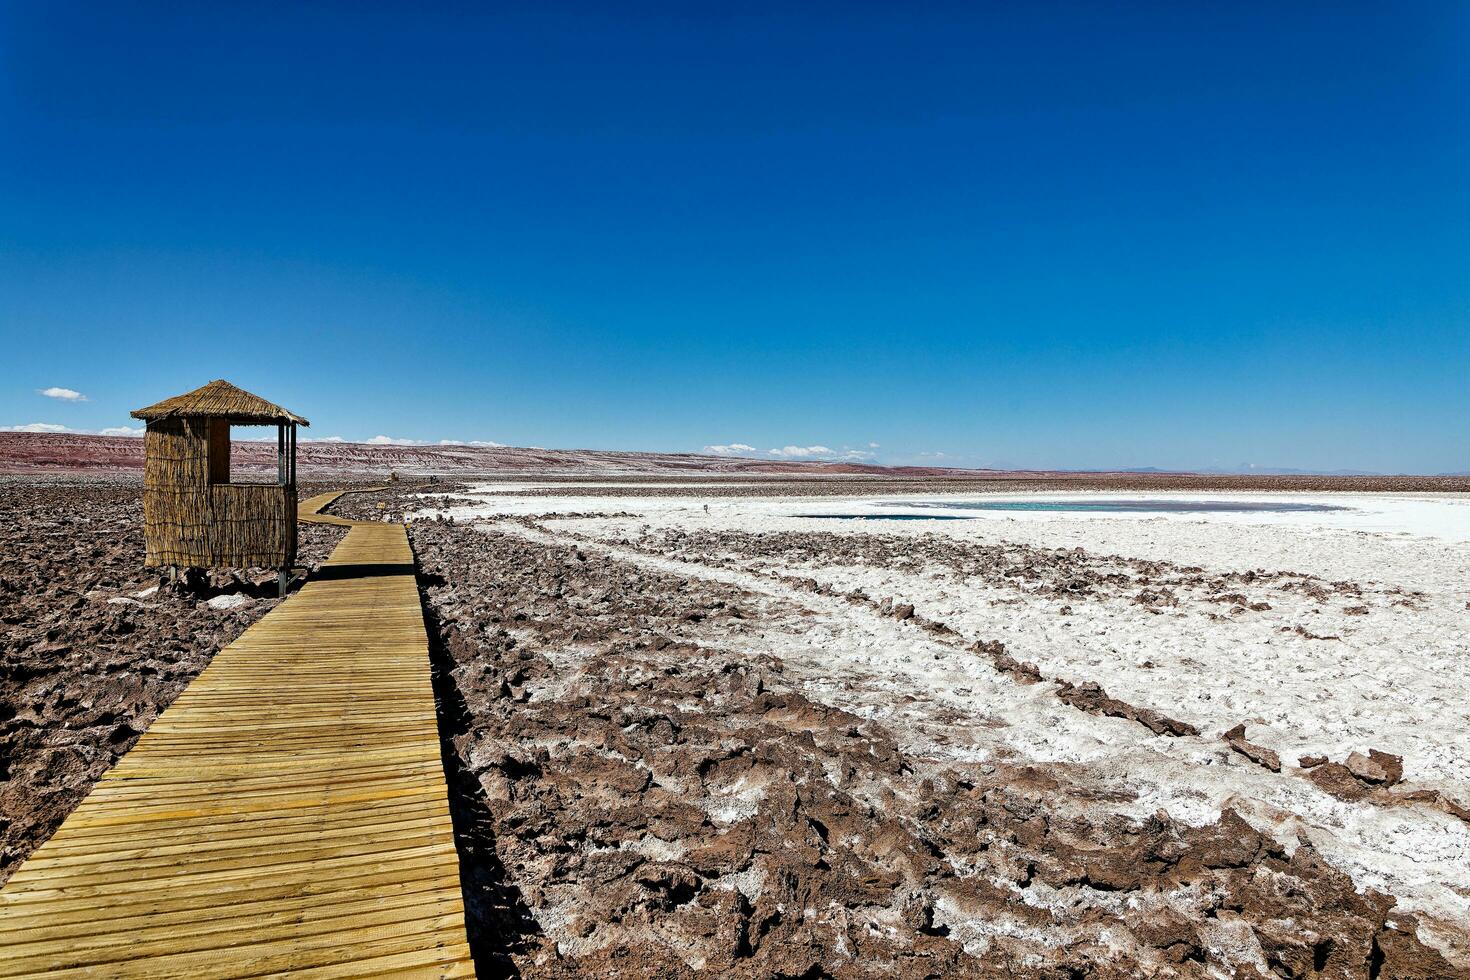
left=131, top=380, right=310, bottom=426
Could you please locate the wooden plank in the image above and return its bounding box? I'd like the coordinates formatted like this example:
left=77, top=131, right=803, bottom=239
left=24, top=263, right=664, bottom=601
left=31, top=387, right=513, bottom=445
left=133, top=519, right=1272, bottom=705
left=0, top=489, right=474, bottom=977
left=0, top=870, right=457, bottom=939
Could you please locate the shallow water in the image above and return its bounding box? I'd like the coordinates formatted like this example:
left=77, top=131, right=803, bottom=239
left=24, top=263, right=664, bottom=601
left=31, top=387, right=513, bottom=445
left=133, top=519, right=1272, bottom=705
left=800, top=499, right=1350, bottom=520
left=883, top=499, right=1350, bottom=514
left=802, top=514, right=977, bottom=521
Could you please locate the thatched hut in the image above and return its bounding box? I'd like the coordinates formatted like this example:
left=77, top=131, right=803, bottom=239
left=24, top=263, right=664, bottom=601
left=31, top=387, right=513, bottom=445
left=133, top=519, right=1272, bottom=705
left=131, top=380, right=308, bottom=589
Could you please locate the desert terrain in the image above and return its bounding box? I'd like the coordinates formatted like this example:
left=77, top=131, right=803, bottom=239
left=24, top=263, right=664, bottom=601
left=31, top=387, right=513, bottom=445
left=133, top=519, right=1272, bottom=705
left=378, top=479, right=1470, bottom=978
left=0, top=480, right=354, bottom=884
left=3, top=430, right=1467, bottom=489
left=3, top=460, right=1468, bottom=978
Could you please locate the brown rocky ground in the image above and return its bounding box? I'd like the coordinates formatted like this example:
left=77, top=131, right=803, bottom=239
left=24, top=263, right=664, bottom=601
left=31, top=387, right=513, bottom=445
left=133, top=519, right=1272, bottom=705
left=4, top=479, right=1465, bottom=978
left=625, top=526, right=1385, bottom=612
left=401, top=492, right=1464, bottom=978
left=0, top=480, right=347, bottom=881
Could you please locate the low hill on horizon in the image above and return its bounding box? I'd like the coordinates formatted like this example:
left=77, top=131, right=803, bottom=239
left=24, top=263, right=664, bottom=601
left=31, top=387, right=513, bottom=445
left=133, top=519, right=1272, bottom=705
left=0, top=431, right=998, bottom=478
left=3, top=432, right=1465, bottom=491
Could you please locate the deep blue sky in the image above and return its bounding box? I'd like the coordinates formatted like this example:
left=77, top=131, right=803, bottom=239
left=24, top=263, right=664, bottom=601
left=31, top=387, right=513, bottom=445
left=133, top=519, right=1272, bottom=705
left=3, top=3, right=1467, bottom=472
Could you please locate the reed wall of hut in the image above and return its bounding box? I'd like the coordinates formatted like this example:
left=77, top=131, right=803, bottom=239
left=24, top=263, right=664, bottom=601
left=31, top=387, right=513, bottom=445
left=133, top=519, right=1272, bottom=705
left=141, top=417, right=297, bottom=568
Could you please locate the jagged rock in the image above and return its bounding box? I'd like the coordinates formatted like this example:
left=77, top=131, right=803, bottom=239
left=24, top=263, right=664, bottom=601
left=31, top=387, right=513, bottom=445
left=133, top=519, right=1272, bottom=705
left=1223, top=723, right=1282, bottom=772
left=1306, top=762, right=1372, bottom=802
left=1346, top=749, right=1403, bottom=787
left=1056, top=680, right=1200, bottom=737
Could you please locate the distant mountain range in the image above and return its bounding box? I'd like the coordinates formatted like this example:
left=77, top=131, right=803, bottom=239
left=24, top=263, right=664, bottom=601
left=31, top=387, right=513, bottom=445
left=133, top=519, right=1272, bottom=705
left=0, top=432, right=987, bottom=478
left=1197, top=466, right=1383, bottom=477
left=1111, top=465, right=1466, bottom=477
left=1, top=432, right=1463, bottom=483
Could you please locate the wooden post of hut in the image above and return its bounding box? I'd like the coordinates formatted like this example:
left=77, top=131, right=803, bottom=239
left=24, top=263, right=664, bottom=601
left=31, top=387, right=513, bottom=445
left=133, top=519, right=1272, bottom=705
left=130, top=380, right=309, bottom=597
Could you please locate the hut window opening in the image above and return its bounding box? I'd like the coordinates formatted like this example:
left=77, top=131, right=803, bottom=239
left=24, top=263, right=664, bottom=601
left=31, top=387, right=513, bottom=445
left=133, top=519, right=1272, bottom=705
left=206, top=422, right=292, bottom=486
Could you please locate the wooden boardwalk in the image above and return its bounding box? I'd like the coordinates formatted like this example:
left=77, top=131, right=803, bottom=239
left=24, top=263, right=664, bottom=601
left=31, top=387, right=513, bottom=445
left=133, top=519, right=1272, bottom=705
left=0, top=491, right=474, bottom=978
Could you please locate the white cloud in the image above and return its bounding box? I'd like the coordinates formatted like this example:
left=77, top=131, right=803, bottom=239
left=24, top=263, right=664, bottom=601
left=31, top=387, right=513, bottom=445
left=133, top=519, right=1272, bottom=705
left=438, top=439, right=505, bottom=447
left=767, top=445, right=834, bottom=458
left=869, top=442, right=880, bottom=448
left=38, top=387, right=87, bottom=402
left=366, top=435, right=424, bottom=446
left=3, top=422, right=142, bottom=436
left=705, top=442, right=877, bottom=460
left=305, top=435, right=347, bottom=443
left=919, top=451, right=948, bottom=458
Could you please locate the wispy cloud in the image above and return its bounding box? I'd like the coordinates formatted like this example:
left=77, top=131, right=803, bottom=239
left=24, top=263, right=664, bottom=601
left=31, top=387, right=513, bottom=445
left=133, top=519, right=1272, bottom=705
left=283, top=434, right=511, bottom=447
left=2, top=423, right=147, bottom=437
left=767, top=445, right=834, bottom=458
left=38, top=387, right=87, bottom=402
left=362, top=435, right=506, bottom=447
left=704, top=441, right=882, bottom=461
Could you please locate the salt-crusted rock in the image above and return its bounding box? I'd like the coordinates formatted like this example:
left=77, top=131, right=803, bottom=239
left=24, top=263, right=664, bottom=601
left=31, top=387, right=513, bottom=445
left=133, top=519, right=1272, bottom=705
left=1223, top=723, right=1282, bottom=772
left=1056, top=680, right=1199, bottom=736
left=1345, top=749, right=1403, bottom=787
left=1306, top=762, right=1371, bottom=801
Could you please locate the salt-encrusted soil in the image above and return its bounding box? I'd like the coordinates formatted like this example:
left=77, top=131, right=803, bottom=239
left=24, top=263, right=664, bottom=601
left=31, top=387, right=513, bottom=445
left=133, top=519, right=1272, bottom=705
left=6, top=477, right=1467, bottom=977
left=390, top=481, right=1470, bottom=978
left=0, top=481, right=346, bottom=882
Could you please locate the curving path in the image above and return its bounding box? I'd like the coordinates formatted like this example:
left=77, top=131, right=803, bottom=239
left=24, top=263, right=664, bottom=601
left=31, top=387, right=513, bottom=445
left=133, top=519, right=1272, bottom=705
left=0, top=490, right=473, bottom=978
